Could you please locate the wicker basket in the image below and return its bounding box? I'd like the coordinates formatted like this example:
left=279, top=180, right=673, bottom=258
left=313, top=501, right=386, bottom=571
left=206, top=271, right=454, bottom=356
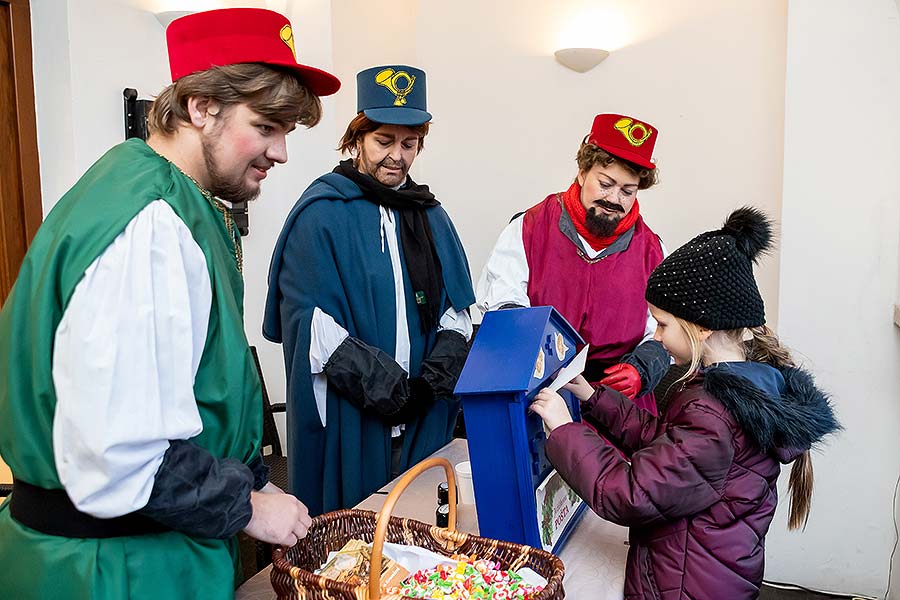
left=271, top=457, right=566, bottom=599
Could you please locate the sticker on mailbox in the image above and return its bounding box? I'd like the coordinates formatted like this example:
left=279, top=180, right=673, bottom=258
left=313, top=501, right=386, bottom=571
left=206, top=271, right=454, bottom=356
left=554, top=332, right=568, bottom=361
left=533, top=348, right=545, bottom=379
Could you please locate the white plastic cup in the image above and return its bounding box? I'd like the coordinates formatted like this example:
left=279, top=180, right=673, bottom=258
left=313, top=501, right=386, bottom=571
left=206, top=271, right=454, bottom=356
left=454, top=460, right=475, bottom=505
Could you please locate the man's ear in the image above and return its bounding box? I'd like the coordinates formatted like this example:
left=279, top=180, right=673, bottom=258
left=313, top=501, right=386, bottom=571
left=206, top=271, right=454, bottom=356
left=576, top=170, right=586, bottom=187
left=186, top=96, right=220, bottom=128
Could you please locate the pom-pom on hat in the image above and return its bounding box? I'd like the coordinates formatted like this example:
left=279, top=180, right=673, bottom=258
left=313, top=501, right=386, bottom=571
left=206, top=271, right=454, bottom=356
left=166, top=8, right=341, bottom=96
left=645, top=207, right=775, bottom=330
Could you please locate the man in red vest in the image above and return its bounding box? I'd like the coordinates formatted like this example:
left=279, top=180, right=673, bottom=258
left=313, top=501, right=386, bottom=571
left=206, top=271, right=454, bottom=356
left=477, top=114, right=669, bottom=413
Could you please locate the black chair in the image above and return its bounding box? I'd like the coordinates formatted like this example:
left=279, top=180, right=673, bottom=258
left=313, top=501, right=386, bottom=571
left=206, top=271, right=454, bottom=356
left=239, top=347, right=289, bottom=580
left=249, top=346, right=288, bottom=492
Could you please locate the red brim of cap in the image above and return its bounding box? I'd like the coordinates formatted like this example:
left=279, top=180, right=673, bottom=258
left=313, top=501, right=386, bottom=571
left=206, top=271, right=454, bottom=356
left=591, top=141, right=656, bottom=170
left=173, top=57, right=341, bottom=97
left=274, top=61, right=341, bottom=97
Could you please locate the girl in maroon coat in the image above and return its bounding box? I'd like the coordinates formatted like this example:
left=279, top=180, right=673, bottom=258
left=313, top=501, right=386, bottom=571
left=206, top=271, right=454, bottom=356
left=531, top=207, right=839, bottom=599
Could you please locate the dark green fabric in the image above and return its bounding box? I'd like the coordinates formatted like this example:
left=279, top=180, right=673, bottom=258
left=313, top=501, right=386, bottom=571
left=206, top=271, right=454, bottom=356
left=0, top=139, right=262, bottom=599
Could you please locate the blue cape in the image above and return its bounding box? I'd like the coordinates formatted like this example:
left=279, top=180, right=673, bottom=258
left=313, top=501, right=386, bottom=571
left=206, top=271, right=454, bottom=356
left=263, top=172, right=474, bottom=514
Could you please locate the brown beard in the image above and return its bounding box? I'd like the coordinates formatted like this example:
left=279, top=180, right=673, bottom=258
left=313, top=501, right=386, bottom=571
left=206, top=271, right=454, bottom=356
left=201, top=135, right=261, bottom=204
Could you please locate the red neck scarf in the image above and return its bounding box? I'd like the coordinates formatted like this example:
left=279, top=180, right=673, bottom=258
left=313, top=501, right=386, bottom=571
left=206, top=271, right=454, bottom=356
left=561, top=181, right=640, bottom=251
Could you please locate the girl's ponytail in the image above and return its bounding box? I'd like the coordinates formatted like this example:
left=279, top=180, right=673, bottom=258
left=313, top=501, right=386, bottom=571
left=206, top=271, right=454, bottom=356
left=787, top=450, right=814, bottom=530
left=747, top=325, right=794, bottom=369
left=748, top=325, right=814, bottom=530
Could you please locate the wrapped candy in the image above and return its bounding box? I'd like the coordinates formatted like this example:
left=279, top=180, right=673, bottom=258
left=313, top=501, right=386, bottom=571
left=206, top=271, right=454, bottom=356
left=387, top=556, right=544, bottom=600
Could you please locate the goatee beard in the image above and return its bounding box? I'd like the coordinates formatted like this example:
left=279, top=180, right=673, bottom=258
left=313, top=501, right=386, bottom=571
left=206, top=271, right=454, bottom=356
left=584, top=207, right=621, bottom=237
left=202, top=138, right=261, bottom=204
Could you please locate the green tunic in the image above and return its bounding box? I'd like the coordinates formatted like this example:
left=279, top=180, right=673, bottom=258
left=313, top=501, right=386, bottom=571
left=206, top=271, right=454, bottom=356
left=0, top=139, right=262, bottom=599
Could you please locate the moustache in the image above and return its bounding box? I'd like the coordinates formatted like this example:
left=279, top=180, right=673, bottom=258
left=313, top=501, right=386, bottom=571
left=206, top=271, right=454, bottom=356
left=590, top=199, right=626, bottom=213
left=379, top=158, right=407, bottom=171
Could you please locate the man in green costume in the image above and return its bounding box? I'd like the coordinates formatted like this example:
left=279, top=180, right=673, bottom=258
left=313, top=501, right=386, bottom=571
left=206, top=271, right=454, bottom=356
left=0, top=8, right=339, bottom=599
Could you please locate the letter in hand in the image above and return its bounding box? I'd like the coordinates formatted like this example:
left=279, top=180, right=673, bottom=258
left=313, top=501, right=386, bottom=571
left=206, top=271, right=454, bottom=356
left=529, top=388, right=574, bottom=433
left=244, top=491, right=313, bottom=547
left=563, top=374, right=595, bottom=402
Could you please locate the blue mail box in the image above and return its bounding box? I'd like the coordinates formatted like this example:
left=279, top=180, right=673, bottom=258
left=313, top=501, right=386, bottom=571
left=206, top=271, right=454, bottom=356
left=455, top=306, right=587, bottom=553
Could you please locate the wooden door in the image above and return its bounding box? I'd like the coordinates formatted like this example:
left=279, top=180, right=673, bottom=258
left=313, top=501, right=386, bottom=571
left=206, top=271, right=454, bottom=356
left=0, top=0, right=41, bottom=307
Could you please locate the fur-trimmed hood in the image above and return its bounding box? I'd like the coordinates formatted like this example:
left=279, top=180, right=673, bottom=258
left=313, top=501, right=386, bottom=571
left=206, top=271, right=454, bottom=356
left=702, top=364, right=841, bottom=463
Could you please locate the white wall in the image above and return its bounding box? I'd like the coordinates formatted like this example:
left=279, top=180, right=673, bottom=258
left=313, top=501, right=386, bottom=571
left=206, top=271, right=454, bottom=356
left=771, top=0, right=900, bottom=597
left=329, top=0, right=417, bottom=142
left=325, top=1, right=787, bottom=323
left=30, top=0, right=170, bottom=211
left=29, top=0, right=76, bottom=208
left=409, top=0, right=788, bottom=325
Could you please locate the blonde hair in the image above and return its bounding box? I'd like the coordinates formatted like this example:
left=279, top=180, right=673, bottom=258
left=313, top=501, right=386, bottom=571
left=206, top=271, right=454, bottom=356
left=671, top=319, right=815, bottom=531
left=148, top=63, right=322, bottom=136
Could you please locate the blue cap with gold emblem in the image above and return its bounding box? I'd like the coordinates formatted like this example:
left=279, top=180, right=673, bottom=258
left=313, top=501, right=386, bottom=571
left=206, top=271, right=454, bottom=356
left=357, top=65, right=431, bottom=126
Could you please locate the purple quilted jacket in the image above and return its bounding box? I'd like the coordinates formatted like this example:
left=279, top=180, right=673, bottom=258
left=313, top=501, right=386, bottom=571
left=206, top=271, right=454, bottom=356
left=545, top=362, right=838, bottom=599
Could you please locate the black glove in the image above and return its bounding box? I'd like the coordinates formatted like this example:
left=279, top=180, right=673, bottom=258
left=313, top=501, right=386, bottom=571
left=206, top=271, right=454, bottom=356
left=384, top=330, right=470, bottom=425
left=622, top=340, right=671, bottom=396
left=419, top=329, right=469, bottom=396
left=138, top=440, right=254, bottom=539
left=497, top=303, right=526, bottom=310
left=383, top=376, right=435, bottom=425
left=323, top=336, right=410, bottom=417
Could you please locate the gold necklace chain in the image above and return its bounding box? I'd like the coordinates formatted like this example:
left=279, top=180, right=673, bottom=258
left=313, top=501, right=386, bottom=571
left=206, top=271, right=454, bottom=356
left=188, top=178, right=243, bottom=273
left=153, top=150, right=243, bottom=273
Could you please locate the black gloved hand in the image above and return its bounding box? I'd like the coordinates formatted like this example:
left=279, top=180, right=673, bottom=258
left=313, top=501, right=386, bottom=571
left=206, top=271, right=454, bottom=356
left=383, top=376, right=436, bottom=425
left=419, top=330, right=469, bottom=397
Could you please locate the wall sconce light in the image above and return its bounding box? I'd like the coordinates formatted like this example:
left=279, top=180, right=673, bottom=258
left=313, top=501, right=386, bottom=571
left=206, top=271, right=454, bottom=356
left=554, top=48, right=610, bottom=73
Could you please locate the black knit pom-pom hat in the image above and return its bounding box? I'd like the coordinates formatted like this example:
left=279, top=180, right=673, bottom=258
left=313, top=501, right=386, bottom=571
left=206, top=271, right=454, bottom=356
left=645, top=207, right=775, bottom=330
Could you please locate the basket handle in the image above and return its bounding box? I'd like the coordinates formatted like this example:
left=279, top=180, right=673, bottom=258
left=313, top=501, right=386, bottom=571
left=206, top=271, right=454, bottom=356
left=368, top=456, right=458, bottom=599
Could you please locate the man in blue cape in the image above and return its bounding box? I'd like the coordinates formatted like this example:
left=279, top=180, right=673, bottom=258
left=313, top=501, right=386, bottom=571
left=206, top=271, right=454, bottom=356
left=264, top=65, right=474, bottom=515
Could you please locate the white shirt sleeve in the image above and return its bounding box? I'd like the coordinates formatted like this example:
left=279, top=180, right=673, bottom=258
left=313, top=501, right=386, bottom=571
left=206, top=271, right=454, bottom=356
left=641, top=237, right=670, bottom=343
left=475, top=216, right=531, bottom=314
left=52, top=200, right=210, bottom=518
left=309, top=307, right=350, bottom=374
left=439, top=307, right=473, bottom=342
left=309, top=307, right=350, bottom=429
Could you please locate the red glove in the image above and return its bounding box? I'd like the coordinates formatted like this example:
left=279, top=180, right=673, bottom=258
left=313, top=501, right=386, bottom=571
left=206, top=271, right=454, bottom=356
left=599, top=363, right=641, bottom=400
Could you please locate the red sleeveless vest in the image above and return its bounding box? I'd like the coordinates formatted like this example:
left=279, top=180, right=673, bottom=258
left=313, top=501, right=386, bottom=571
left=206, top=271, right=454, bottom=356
left=523, top=193, right=663, bottom=399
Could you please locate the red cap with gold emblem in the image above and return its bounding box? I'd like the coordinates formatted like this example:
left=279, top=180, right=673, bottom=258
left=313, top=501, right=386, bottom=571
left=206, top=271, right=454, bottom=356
left=166, top=8, right=340, bottom=97
left=587, top=113, right=658, bottom=169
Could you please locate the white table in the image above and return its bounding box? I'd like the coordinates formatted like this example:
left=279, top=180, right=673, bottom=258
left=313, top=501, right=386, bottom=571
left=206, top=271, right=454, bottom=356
left=236, top=438, right=627, bottom=599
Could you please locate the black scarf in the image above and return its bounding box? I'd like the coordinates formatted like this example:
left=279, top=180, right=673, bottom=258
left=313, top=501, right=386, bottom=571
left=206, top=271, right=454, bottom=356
left=334, top=159, right=444, bottom=332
